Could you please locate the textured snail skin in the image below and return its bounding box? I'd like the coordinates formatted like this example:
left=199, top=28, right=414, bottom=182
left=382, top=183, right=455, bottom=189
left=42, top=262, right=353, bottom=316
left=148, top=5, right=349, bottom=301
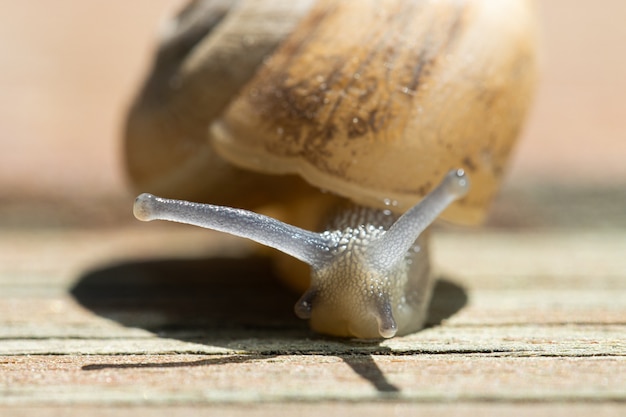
left=300, top=209, right=432, bottom=338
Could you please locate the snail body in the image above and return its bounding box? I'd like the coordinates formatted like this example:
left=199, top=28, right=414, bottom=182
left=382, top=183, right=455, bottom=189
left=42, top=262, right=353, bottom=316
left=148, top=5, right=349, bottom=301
left=126, top=0, right=537, bottom=338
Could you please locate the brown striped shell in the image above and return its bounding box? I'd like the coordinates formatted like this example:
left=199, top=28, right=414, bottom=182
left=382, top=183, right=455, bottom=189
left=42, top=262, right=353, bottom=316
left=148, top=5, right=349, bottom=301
left=125, top=0, right=537, bottom=226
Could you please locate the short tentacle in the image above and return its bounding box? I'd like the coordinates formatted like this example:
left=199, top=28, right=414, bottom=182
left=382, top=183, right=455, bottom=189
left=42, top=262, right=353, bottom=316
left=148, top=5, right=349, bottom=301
left=372, top=296, right=398, bottom=338
left=294, top=288, right=317, bottom=319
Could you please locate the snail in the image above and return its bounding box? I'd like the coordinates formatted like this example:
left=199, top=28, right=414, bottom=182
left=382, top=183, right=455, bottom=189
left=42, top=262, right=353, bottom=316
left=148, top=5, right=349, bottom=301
left=125, top=0, right=537, bottom=339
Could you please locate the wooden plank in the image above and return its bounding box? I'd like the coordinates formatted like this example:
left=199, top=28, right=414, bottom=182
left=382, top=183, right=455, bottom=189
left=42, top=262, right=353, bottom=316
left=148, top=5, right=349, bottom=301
left=434, top=230, right=626, bottom=282
left=0, top=324, right=624, bottom=356
left=3, top=404, right=626, bottom=417
left=0, top=229, right=624, bottom=351
left=0, top=226, right=624, bottom=413
left=1, top=355, right=625, bottom=405
left=1, top=282, right=623, bottom=330
left=1, top=228, right=625, bottom=286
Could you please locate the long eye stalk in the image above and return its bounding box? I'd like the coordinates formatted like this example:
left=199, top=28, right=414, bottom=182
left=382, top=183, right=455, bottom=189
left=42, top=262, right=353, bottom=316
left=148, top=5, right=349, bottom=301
left=134, top=194, right=332, bottom=266
left=367, top=169, right=469, bottom=271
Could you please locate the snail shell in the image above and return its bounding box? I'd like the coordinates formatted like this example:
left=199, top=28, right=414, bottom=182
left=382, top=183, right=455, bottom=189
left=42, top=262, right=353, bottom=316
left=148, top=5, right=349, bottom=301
left=126, top=0, right=537, bottom=338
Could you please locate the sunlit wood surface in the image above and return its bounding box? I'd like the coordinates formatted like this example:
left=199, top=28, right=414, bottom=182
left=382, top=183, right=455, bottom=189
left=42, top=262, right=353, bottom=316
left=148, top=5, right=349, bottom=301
left=1, top=199, right=624, bottom=416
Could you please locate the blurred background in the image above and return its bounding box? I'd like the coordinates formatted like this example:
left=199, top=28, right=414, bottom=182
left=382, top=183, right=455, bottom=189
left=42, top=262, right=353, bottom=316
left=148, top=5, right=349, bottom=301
left=0, top=0, right=624, bottom=229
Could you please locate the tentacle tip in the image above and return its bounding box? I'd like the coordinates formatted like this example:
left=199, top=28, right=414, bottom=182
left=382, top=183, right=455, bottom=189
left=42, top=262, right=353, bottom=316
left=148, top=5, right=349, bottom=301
left=378, top=322, right=398, bottom=339
left=294, top=289, right=316, bottom=319
left=133, top=193, right=157, bottom=221
left=294, top=301, right=312, bottom=319
left=373, top=300, right=398, bottom=339
left=445, top=168, right=470, bottom=198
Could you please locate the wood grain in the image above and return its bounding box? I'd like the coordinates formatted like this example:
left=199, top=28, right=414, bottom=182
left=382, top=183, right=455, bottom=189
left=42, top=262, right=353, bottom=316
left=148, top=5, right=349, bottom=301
left=0, top=225, right=624, bottom=415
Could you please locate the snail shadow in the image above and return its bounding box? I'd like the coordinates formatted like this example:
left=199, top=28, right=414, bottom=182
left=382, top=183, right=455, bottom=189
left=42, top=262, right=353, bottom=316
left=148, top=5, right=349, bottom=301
left=71, top=255, right=467, bottom=394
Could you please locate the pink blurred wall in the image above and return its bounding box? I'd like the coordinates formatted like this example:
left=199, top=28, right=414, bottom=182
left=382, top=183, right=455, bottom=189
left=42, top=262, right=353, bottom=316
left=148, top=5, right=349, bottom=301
left=0, top=0, right=624, bottom=201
